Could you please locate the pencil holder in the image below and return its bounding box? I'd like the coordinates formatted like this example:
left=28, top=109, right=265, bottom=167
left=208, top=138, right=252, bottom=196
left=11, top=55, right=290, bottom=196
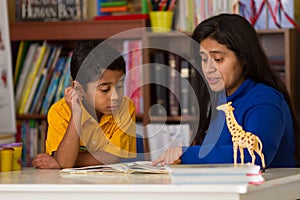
left=150, top=11, right=173, bottom=33
left=0, top=148, right=14, bottom=172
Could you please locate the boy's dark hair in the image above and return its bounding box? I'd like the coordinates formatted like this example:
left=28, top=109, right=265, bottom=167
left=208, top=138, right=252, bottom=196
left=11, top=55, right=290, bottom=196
left=70, top=40, right=126, bottom=86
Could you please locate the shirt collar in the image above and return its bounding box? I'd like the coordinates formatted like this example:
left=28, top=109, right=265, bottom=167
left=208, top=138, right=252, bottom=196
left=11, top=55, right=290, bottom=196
left=227, top=78, right=255, bottom=102
left=81, top=103, right=121, bottom=127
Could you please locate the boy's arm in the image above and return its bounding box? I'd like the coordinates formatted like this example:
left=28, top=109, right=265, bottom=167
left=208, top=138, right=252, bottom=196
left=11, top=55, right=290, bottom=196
left=54, top=87, right=82, bottom=168
left=74, top=151, right=121, bottom=167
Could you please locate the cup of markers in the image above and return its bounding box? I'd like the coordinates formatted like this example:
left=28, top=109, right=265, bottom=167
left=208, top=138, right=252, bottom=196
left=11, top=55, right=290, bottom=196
left=148, top=0, right=176, bottom=33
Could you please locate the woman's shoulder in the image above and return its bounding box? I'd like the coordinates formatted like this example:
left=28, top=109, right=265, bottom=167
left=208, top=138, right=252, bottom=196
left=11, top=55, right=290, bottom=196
left=248, top=81, right=285, bottom=104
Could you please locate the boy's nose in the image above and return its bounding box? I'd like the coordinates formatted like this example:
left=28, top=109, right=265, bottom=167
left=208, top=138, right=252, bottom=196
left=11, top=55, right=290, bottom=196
left=111, top=88, right=119, bottom=100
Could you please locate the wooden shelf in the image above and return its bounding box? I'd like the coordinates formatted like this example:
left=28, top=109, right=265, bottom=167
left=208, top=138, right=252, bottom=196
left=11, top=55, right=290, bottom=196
left=10, top=20, right=147, bottom=41
left=16, top=114, right=47, bottom=120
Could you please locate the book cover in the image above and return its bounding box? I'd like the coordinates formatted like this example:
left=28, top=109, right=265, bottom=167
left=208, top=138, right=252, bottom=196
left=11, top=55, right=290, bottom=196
left=13, top=41, right=29, bottom=89
left=40, top=57, right=66, bottom=115
left=167, top=163, right=262, bottom=175
left=54, top=51, right=72, bottom=103
left=59, top=161, right=168, bottom=174
left=24, top=44, right=51, bottom=114
left=168, top=53, right=180, bottom=116
left=28, top=45, right=55, bottom=114
left=100, top=5, right=127, bottom=13
left=170, top=173, right=264, bottom=185
left=150, top=51, right=169, bottom=116
left=180, top=59, right=190, bottom=115
left=34, top=46, right=62, bottom=114
left=168, top=163, right=264, bottom=185
left=124, top=40, right=143, bottom=114
left=15, top=0, right=85, bottom=22
left=18, top=42, right=47, bottom=114
left=15, top=43, right=39, bottom=111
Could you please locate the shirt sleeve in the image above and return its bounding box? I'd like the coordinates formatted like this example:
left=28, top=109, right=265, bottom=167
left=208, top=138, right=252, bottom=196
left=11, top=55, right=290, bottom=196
left=45, top=100, right=70, bottom=155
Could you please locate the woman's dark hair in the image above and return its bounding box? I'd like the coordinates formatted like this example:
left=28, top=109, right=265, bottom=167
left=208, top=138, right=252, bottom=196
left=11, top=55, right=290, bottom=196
left=70, top=40, right=126, bottom=86
left=190, top=13, right=300, bottom=163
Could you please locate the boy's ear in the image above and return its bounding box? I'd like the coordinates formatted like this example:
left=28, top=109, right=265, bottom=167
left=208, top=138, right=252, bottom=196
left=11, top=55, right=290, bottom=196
left=72, top=81, right=84, bottom=99
left=72, top=81, right=83, bottom=91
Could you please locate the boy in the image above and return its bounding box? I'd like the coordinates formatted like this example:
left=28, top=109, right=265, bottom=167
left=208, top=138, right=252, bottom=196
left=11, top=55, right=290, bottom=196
left=32, top=40, right=136, bottom=169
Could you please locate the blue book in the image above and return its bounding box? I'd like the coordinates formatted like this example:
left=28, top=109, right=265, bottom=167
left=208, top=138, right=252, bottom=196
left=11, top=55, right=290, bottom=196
left=40, top=57, right=66, bottom=115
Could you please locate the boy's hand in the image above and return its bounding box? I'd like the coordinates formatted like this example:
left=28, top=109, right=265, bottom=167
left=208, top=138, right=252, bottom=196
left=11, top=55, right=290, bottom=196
left=64, top=86, right=82, bottom=114
left=32, top=153, right=61, bottom=169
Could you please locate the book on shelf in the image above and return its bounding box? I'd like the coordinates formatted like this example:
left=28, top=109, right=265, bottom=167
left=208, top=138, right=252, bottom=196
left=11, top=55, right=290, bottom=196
left=13, top=41, right=30, bottom=90
left=23, top=44, right=52, bottom=114
left=28, top=45, right=56, bottom=114
left=54, top=51, right=72, bottom=103
left=123, top=40, right=143, bottom=114
left=59, top=161, right=169, bottom=174
left=15, top=0, right=86, bottom=22
left=17, top=119, right=47, bottom=166
left=150, top=51, right=169, bottom=116
left=33, top=46, right=62, bottom=114
left=180, top=59, right=191, bottom=116
left=40, top=57, right=66, bottom=115
left=168, top=53, right=181, bottom=116
left=167, top=163, right=264, bottom=185
left=18, top=42, right=47, bottom=114
left=15, top=42, right=39, bottom=111
left=93, top=13, right=149, bottom=20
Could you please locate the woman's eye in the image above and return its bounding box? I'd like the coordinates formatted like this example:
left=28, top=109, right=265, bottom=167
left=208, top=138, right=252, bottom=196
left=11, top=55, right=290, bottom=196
left=214, top=58, right=223, bottom=63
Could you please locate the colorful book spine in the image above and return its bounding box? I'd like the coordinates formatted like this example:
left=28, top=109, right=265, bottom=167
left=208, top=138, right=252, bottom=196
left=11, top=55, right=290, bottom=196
left=40, top=57, right=66, bottom=115
left=18, top=42, right=47, bottom=114
left=34, top=46, right=62, bottom=114
left=24, top=44, right=51, bottom=114
left=15, top=43, right=39, bottom=111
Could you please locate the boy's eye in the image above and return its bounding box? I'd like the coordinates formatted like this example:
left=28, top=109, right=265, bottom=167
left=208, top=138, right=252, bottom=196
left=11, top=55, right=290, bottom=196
left=98, top=86, right=110, bottom=92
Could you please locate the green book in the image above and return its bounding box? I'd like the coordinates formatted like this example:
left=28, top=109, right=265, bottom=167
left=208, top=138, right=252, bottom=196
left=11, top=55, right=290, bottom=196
left=100, top=1, right=127, bottom=7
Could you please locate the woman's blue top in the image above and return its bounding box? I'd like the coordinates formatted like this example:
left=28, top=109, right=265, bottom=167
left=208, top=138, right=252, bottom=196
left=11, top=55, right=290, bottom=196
left=182, top=79, right=297, bottom=167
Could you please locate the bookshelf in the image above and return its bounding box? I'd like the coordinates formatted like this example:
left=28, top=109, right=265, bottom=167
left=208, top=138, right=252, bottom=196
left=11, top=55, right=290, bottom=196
left=8, top=18, right=300, bottom=161
left=256, top=29, right=300, bottom=115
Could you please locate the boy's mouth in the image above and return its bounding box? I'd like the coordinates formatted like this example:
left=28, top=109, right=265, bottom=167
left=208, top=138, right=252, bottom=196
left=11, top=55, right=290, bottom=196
left=107, top=105, right=119, bottom=111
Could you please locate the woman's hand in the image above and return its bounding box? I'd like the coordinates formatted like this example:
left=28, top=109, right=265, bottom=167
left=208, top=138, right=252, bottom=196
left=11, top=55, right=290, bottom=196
left=152, top=147, right=183, bottom=166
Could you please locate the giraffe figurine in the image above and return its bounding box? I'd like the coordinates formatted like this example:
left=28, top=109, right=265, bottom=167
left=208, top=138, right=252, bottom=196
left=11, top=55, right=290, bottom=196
left=216, top=102, right=266, bottom=170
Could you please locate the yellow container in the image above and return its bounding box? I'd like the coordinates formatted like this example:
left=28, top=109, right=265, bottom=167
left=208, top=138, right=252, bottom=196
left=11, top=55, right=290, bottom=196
left=11, top=143, right=23, bottom=171
left=149, top=11, right=173, bottom=33
left=1, top=143, right=23, bottom=171
left=0, top=148, right=14, bottom=172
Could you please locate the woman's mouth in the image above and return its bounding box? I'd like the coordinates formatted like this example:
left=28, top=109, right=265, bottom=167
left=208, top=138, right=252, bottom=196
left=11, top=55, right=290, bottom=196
left=206, top=77, right=220, bottom=84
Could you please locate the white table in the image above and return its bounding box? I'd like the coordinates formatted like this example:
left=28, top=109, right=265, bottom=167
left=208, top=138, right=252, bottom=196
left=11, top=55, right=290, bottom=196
left=0, top=168, right=300, bottom=200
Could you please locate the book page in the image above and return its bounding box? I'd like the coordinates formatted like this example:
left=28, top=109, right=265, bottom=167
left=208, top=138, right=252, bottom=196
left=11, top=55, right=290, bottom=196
left=60, top=161, right=169, bottom=174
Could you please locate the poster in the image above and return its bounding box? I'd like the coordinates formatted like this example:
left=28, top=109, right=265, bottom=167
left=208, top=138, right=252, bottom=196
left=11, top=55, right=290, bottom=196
left=0, top=0, right=16, bottom=134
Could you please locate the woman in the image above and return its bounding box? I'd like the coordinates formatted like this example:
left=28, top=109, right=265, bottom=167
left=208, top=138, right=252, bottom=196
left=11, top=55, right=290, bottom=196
left=152, top=13, right=300, bottom=168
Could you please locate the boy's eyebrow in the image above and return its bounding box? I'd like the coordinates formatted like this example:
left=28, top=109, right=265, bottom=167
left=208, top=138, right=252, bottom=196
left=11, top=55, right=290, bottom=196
left=97, top=78, right=125, bottom=87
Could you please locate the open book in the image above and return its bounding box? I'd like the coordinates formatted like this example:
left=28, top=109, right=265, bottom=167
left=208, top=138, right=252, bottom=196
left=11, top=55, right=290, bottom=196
left=59, top=161, right=169, bottom=174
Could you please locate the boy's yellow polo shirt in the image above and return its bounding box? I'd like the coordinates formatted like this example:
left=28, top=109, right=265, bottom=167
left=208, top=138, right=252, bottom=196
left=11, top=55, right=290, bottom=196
left=46, top=96, right=136, bottom=158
